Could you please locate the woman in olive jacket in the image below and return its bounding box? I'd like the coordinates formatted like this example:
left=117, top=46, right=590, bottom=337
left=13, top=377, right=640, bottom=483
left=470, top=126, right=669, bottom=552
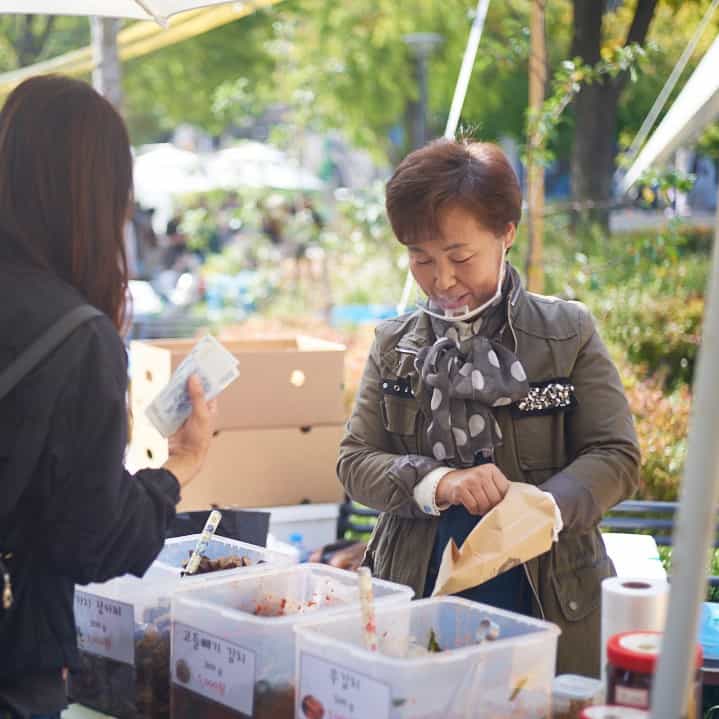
left=338, top=139, right=640, bottom=677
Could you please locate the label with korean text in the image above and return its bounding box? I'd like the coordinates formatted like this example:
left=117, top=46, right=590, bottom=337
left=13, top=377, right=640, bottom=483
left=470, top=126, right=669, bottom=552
left=172, top=622, right=256, bottom=714
left=298, top=652, right=391, bottom=719
left=74, top=591, right=135, bottom=665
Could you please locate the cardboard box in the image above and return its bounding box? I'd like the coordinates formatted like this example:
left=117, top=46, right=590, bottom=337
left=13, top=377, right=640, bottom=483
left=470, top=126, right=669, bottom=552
left=129, top=335, right=346, bottom=431
left=126, top=421, right=346, bottom=510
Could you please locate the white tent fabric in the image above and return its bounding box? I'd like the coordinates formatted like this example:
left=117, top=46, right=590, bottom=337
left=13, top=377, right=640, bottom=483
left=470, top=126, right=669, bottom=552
left=2, top=0, right=237, bottom=23
left=205, top=143, right=324, bottom=191
left=622, top=31, right=719, bottom=192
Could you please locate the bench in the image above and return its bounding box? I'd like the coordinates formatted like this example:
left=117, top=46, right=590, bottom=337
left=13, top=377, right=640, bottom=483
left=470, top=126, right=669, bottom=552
left=339, top=499, right=719, bottom=586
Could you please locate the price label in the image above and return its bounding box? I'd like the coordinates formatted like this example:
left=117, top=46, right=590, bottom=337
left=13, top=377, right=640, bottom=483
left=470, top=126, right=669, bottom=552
left=298, top=653, right=391, bottom=719
left=74, top=591, right=135, bottom=665
left=172, top=622, right=256, bottom=714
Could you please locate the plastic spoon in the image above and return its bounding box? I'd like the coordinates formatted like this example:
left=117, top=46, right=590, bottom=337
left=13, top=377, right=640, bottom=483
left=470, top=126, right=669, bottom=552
left=358, top=567, right=378, bottom=651
left=182, top=510, right=222, bottom=576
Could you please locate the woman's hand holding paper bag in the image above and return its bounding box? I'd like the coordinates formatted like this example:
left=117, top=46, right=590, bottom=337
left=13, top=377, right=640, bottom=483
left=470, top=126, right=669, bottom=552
left=436, top=463, right=511, bottom=515
left=432, top=483, right=563, bottom=597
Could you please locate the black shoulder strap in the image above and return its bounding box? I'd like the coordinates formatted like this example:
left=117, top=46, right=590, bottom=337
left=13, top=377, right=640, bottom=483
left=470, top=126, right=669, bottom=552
left=0, top=304, right=103, bottom=403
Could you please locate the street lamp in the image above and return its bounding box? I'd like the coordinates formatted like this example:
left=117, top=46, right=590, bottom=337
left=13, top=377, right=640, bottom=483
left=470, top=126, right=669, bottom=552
left=403, top=32, right=444, bottom=149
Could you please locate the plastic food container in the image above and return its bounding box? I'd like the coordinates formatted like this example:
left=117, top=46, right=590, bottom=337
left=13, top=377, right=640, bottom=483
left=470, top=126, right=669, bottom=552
left=552, top=674, right=605, bottom=718
left=69, top=535, right=294, bottom=718
left=169, top=564, right=414, bottom=718
left=606, top=631, right=703, bottom=719
left=294, top=596, right=560, bottom=719
left=580, top=708, right=649, bottom=718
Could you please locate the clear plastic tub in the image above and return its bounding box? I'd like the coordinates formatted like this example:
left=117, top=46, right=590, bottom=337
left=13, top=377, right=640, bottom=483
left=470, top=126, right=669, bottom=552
left=294, top=597, right=560, bottom=719
left=69, top=536, right=294, bottom=718
left=169, top=564, right=414, bottom=718
left=552, top=674, right=605, bottom=718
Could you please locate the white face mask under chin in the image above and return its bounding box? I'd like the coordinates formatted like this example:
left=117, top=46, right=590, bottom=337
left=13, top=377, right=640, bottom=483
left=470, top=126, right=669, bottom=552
left=420, top=259, right=507, bottom=324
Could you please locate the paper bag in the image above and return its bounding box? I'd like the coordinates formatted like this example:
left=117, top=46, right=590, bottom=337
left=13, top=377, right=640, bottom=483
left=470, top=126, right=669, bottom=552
left=432, top=483, right=557, bottom=597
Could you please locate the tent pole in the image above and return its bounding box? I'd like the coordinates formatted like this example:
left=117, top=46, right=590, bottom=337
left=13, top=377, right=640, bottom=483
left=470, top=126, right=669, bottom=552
left=651, top=186, right=719, bottom=718
left=444, top=0, right=491, bottom=140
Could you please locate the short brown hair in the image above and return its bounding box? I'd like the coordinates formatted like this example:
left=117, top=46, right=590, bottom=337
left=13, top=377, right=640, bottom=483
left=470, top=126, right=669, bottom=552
left=0, top=75, right=132, bottom=331
left=385, top=139, right=521, bottom=244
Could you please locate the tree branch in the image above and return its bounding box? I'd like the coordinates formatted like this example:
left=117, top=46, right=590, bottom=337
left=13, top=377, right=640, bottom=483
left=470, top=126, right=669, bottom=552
left=625, top=0, right=659, bottom=47
left=615, top=0, right=658, bottom=92
left=37, top=16, right=56, bottom=57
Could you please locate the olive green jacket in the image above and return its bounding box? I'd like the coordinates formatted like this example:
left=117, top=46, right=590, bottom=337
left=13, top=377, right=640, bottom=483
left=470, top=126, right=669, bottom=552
left=337, top=281, right=640, bottom=677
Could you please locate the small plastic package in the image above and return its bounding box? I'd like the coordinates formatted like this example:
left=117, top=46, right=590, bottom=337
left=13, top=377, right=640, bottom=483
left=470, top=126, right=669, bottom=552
left=552, top=674, right=605, bottom=719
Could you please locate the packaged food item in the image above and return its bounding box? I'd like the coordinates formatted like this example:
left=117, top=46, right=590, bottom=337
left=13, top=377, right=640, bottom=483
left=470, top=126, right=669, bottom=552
left=295, top=596, right=560, bottom=718
left=69, top=536, right=294, bottom=718
left=581, top=707, right=649, bottom=718
left=606, top=631, right=702, bottom=719
left=170, top=565, right=413, bottom=718
left=552, top=674, right=605, bottom=719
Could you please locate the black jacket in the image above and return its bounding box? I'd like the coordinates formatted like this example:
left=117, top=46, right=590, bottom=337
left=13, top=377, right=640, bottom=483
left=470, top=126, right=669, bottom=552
left=0, top=262, right=180, bottom=688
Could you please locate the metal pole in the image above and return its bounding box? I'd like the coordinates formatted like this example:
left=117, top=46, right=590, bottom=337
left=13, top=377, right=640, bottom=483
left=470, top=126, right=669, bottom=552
left=651, top=186, right=719, bottom=718
left=417, top=53, right=429, bottom=148
left=444, top=0, right=491, bottom=139
left=91, top=16, right=123, bottom=110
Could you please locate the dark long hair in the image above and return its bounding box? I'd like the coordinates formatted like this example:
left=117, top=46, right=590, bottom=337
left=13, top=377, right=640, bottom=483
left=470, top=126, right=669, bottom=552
left=0, top=75, right=132, bottom=330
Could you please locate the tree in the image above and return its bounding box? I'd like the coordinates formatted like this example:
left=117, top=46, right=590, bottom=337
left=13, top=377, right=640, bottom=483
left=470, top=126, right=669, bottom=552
left=121, top=12, right=276, bottom=143
left=0, top=14, right=88, bottom=71
left=568, top=0, right=716, bottom=228
left=571, top=0, right=657, bottom=227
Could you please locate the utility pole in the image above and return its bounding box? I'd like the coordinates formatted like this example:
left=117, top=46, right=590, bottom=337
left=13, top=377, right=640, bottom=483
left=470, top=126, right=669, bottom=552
left=526, top=0, right=546, bottom=293
left=403, top=33, right=443, bottom=150
left=90, top=17, right=123, bottom=110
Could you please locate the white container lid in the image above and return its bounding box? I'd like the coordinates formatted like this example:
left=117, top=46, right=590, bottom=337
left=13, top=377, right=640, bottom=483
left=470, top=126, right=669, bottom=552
left=154, top=534, right=295, bottom=578
left=295, top=596, right=560, bottom=667
left=581, top=707, right=648, bottom=718
left=553, top=673, right=605, bottom=702
left=172, top=563, right=413, bottom=626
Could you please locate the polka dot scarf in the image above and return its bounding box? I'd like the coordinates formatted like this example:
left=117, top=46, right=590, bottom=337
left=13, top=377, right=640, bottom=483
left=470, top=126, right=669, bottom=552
left=416, top=263, right=529, bottom=468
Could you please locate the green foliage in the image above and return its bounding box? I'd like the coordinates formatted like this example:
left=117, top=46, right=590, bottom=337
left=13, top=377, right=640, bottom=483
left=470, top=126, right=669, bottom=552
left=616, top=0, right=719, bottom=142
left=623, top=363, right=691, bottom=500
left=525, top=43, right=647, bottom=166
left=630, top=167, right=696, bottom=207
left=697, top=122, right=719, bottom=159
left=0, top=15, right=89, bottom=71
left=321, top=182, right=407, bottom=305
left=658, top=546, right=719, bottom=602
left=122, top=13, right=276, bottom=143
left=534, top=215, right=710, bottom=390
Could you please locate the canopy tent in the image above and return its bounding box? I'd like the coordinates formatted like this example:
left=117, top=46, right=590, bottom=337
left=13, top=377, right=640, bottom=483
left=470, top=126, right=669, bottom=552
left=621, top=31, right=719, bottom=193
left=205, top=143, right=324, bottom=192
left=2, top=0, right=244, bottom=24
left=0, top=0, right=284, bottom=101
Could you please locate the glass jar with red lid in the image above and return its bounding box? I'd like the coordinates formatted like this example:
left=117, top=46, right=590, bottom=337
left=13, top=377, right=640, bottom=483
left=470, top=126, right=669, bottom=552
left=606, top=631, right=703, bottom=718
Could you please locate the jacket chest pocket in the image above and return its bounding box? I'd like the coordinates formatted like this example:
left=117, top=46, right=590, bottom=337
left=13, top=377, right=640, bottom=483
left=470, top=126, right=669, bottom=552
left=512, top=411, right=568, bottom=472
left=381, top=395, right=420, bottom=454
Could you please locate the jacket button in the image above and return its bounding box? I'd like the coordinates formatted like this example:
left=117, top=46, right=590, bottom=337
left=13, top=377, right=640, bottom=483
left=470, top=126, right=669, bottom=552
left=568, top=600, right=579, bottom=612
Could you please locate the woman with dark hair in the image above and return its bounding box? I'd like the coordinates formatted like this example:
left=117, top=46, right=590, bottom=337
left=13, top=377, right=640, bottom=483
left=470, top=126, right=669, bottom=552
left=0, top=76, right=213, bottom=716
left=338, top=138, right=640, bottom=677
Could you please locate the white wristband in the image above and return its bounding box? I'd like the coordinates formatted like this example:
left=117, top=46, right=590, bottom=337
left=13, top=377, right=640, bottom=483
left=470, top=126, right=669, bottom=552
left=413, top=467, right=453, bottom=516
left=543, top=491, right=564, bottom=540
